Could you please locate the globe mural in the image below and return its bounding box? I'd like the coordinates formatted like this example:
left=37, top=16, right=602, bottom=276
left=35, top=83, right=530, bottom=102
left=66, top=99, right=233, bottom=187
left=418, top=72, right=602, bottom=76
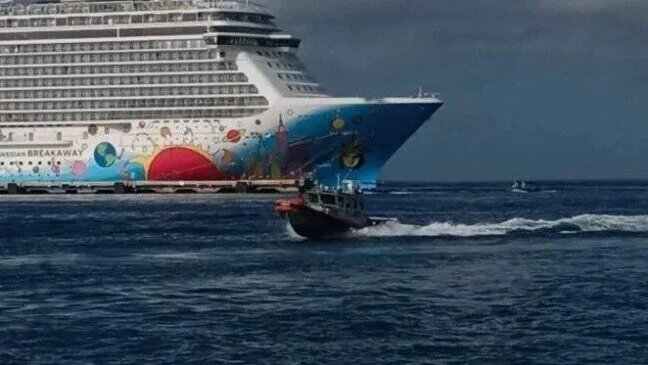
left=94, top=142, right=118, bottom=168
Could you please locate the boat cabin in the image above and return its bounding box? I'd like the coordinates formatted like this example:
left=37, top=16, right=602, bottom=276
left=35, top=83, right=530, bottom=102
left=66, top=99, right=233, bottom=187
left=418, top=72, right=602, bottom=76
left=306, top=189, right=366, bottom=218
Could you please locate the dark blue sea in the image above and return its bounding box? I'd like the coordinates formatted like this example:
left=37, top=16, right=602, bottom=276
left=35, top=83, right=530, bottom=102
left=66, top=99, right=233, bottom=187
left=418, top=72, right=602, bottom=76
left=2, top=181, right=648, bottom=364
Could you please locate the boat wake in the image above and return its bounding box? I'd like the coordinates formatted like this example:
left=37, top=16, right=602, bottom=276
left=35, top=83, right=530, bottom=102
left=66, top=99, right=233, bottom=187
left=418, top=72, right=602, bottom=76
left=352, top=214, right=648, bottom=238
left=285, top=222, right=307, bottom=241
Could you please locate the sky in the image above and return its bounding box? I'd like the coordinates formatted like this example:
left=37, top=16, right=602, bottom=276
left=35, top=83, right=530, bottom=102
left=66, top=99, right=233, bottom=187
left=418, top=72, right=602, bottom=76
left=269, top=0, right=648, bottom=181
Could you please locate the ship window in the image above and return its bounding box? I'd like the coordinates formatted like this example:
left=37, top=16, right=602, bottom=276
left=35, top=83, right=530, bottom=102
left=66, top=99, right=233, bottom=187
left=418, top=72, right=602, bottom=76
left=321, top=194, right=336, bottom=205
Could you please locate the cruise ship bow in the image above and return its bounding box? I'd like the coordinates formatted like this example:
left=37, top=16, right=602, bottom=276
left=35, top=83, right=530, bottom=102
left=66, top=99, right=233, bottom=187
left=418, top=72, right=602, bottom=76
left=0, top=0, right=442, bottom=187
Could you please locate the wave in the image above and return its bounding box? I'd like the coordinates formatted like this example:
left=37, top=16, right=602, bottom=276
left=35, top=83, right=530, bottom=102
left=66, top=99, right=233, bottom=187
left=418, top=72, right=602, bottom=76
left=352, top=214, right=648, bottom=238
left=133, top=252, right=203, bottom=260
left=0, top=253, right=84, bottom=267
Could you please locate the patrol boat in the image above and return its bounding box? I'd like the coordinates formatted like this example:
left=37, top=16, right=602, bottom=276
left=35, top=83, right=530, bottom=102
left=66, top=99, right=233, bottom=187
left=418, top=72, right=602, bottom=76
left=275, top=180, right=394, bottom=239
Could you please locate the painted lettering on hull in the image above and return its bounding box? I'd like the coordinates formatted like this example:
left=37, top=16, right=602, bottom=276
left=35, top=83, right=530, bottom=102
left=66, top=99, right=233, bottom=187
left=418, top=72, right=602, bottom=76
left=28, top=149, right=83, bottom=158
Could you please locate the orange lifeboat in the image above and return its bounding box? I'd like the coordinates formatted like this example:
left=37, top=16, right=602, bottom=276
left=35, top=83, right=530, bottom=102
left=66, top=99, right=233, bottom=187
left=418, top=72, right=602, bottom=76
left=275, top=197, right=306, bottom=216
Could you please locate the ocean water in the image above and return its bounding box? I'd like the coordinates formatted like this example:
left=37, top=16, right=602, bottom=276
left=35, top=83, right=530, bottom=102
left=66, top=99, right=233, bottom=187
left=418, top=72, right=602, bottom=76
left=2, top=181, right=648, bottom=364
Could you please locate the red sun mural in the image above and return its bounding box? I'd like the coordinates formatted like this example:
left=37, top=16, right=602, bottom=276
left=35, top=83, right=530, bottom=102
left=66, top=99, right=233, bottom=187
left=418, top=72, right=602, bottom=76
left=147, top=147, right=228, bottom=181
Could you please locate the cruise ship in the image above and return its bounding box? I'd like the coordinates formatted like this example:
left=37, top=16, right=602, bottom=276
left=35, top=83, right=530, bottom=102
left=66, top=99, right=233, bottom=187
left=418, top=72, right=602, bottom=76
left=0, top=0, right=443, bottom=188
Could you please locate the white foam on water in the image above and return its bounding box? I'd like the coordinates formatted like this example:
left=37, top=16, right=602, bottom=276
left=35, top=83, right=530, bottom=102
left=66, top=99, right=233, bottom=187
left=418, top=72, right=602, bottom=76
left=0, top=253, right=84, bottom=267
left=134, top=252, right=203, bottom=260
left=352, top=214, right=648, bottom=237
left=285, top=221, right=307, bottom=241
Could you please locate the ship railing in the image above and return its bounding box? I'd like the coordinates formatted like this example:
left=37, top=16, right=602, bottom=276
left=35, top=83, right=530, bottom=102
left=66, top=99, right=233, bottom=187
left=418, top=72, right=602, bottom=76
left=413, top=91, right=442, bottom=99
left=205, top=0, right=266, bottom=10
left=0, top=0, right=266, bottom=17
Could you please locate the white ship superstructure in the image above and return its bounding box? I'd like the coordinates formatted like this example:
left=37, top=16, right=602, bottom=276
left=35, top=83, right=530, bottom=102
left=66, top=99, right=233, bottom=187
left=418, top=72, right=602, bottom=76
left=0, top=0, right=442, bottom=186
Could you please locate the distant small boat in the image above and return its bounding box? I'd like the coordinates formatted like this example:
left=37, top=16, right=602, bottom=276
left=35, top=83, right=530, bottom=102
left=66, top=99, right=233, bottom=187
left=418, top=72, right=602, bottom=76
left=512, top=180, right=541, bottom=193
left=275, top=180, right=395, bottom=239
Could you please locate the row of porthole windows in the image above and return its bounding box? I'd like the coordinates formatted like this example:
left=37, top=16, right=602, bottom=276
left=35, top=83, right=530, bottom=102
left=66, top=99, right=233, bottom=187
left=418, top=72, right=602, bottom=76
left=0, top=39, right=204, bottom=54
left=1, top=85, right=259, bottom=99
left=1, top=96, right=269, bottom=110
left=0, top=108, right=267, bottom=122
left=0, top=160, right=61, bottom=166
left=0, top=73, right=249, bottom=87
left=0, top=50, right=221, bottom=65
left=0, top=62, right=237, bottom=77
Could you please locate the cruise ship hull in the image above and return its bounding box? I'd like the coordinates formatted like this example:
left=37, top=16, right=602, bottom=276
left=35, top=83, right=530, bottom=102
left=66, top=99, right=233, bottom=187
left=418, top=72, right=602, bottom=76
left=0, top=98, right=441, bottom=187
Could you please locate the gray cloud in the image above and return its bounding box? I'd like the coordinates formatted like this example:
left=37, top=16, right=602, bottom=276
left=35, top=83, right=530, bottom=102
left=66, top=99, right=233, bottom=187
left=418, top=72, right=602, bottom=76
left=7, top=0, right=648, bottom=180
left=271, top=0, right=648, bottom=60
left=267, top=0, right=648, bottom=181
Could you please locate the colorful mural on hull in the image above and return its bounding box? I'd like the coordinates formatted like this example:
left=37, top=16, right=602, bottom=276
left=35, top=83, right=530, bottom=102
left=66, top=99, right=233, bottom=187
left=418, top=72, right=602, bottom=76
left=0, top=102, right=441, bottom=187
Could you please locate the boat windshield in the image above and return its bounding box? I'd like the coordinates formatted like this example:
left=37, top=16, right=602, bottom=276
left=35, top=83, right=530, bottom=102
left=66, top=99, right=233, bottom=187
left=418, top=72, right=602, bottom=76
left=308, top=193, right=319, bottom=203
left=320, top=194, right=336, bottom=205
